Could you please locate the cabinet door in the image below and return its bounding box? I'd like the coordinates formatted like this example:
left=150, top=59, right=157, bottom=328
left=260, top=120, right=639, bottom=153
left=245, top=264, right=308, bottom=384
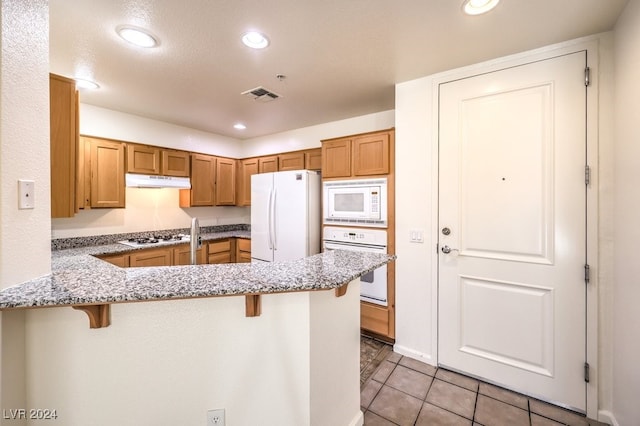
left=278, top=152, right=305, bottom=171
left=237, top=158, right=259, bottom=206
left=50, top=73, right=79, bottom=218
left=173, top=244, right=205, bottom=265
left=99, top=254, right=129, bottom=267
left=304, top=149, right=322, bottom=171
left=187, top=153, right=215, bottom=206
left=162, top=150, right=190, bottom=177
left=129, top=248, right=172, bottom=267
left=236, top=238, right=252, bottom=263
left=215, top=158, right=236, bottom=205
left=127, top=144, right=160, bottom=174
left=353, top=132, right=390, bottom=176
left=321, top=138, right=351, bottom=178
left=207, top=239, right=234, bottom=264
left=89, top=138, right=126, bottom=208
left=259, top=156, right=278, bottom=173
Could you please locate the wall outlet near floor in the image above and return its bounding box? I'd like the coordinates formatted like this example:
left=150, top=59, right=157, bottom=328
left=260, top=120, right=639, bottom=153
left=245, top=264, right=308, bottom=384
left=207, top=409, right=225, bottom=426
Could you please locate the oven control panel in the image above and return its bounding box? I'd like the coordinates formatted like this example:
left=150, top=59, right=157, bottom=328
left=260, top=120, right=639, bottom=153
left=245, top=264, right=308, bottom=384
left=322, top=226, right=387, bottom=246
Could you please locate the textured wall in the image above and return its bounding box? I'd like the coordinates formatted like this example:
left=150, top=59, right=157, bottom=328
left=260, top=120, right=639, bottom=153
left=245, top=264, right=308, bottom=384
left=612, top=0, right=640, bottom=424
left=0, top=0, right=50, bottom=424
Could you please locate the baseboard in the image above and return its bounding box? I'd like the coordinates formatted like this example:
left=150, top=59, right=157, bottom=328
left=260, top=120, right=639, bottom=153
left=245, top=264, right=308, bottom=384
left=348, top=410, right=364, bottom=426
left=393, top=344, right=436, bottom=367
left=598, top=410, right=618, bottom=426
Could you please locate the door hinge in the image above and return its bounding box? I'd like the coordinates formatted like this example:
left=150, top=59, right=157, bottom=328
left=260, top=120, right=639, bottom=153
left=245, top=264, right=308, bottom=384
left=584, top=362, right=590, bottom=383
left=584, top=264, right=591, bottom=284
left=585, top=165, right=591, bottom=186
left=585, top=67, right=591, bottom=87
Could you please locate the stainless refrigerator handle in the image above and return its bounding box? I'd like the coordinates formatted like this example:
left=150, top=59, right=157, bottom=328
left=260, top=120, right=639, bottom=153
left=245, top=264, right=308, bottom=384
left=267, top=188, right=274, bottom=250
left=272, top=188, right=277, bottom=251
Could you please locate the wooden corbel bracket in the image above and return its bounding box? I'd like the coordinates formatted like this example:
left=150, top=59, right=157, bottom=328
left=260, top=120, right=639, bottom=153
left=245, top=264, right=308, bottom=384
left=72, top=304, right=111, bottom=328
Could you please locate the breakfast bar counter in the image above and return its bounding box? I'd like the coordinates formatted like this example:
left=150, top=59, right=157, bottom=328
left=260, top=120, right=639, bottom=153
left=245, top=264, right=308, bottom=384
left=0, top=226, right=395, bottom=328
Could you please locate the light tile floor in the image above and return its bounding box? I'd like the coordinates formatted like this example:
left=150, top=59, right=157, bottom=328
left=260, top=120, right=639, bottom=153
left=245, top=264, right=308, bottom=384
left=360, top=341, right=608, bottom=426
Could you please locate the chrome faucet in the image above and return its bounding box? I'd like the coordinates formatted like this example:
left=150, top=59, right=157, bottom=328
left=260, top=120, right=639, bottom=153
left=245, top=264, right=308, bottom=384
left=190, top=217, right=201, bottom=265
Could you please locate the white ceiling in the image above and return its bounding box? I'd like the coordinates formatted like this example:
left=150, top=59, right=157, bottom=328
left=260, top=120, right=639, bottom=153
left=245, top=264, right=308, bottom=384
left=50, top=0, right=628, bottom=140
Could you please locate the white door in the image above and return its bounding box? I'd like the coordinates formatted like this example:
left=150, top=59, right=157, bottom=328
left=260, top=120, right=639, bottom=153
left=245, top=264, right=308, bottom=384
left=438, top=52, right=587, bottom=411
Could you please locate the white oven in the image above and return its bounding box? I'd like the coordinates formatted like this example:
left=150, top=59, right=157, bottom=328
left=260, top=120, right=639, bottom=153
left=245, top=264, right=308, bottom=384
left=323, top=178, right=387, bottom=228
left=322, top=226, right=387, bottom=306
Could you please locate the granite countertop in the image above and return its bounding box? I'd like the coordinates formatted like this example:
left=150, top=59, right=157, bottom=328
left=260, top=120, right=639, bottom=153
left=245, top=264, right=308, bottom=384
left=0, top=226, right=395, bottom=310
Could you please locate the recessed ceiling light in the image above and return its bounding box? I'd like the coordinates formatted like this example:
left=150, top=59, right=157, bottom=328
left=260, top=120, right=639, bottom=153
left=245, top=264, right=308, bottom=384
left=75, top=78, right=100, bottom=90
left=242, top=31, right=269, bottom=49
left=116, top=25, right=159, bottom=48
left=233, top=123, right=247, bottom=130
left=462, top=0, right=500, bottom=15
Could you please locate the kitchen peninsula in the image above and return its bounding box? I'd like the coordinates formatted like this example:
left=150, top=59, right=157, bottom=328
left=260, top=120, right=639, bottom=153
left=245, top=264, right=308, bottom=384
left=0, top=226, right=394, bottom=426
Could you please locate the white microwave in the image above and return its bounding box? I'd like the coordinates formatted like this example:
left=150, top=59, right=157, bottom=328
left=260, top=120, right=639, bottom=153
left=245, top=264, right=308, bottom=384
left=323, top=178, right=387, bottom=227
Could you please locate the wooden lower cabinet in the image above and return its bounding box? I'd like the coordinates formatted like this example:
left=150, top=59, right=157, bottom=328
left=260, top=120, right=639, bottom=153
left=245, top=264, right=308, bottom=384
left=207, top=239, right=235, bottom=264
left=129, top=248, right=173, bottom=267
left=173, top=244, right=205, bottom=265
left=361, top=302, right=394, bottom=338
left=99, top=238, right=247, bottom=267
left=236, top=238, right=251, bottom=263
left=99, top=254, right=130, bottom=268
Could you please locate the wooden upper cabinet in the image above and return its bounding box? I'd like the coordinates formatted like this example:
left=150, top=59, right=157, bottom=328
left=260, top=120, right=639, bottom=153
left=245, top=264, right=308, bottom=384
left=50, top=73, right=79, bottom=218
left=215, top=158, right=236, bottom=206
left=304, top=149, right=322, bottom=171
left=353, top=132, right=390, bottom=176
left=181, top=153, right=215, bottom=207
left=161, top=150, right=190, bottom=177
left=127, top=144, right=160, bottom=174
left=278, top=152, right=305, bottom=171
left=321, top=138, right=352, bottom=178
left=259, top=156, right=278, bottom=173
left=237, top=158, right=259, bottom=206
left=87, top=137, right=126, bottom=208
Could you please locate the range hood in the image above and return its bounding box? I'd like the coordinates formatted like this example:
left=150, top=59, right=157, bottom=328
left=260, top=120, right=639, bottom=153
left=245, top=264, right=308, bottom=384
left=125, top=173, right=191, bottom=189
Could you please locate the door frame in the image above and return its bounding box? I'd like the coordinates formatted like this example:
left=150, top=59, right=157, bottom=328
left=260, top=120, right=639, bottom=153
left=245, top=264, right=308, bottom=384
left=428, top=37, right=600, bottom=418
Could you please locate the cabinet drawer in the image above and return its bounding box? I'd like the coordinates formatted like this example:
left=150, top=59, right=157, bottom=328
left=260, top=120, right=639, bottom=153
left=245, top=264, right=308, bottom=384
left=173, top=244, right=205, bottom=265
left=207, top=239, right=231, bottom=254
left=361, top=302, right=389, bottom=336
left=237, top=238, right=251, bottom=252
left=208, top=252, right=232, bottom=264
left=237, top=252, right=252, bottom=263
left=99, top=254, right=129, bottom=267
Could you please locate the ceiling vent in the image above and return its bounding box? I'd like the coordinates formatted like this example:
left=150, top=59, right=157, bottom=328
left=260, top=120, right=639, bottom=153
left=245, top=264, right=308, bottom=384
left=241, top=86, right=282, bottom=103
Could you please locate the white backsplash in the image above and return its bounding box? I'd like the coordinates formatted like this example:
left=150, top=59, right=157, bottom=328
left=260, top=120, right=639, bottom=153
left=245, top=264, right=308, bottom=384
left=51, top=187, right=249, bottom=238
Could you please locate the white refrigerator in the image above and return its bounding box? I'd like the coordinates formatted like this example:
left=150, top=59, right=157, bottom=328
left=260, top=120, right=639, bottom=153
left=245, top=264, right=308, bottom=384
left=251, top=170, right=321, bottom=262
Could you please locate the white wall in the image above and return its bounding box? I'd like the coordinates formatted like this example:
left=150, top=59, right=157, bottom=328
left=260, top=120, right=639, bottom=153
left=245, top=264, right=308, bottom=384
left=80, top=104, right=242, bottom=158
left=241, top=110, right=395, bottom=158
left=612, top=1, right=640, bottom=424
left=25, top=284, right=362, bottom=426
left=0, top=1, right=50, bottom=424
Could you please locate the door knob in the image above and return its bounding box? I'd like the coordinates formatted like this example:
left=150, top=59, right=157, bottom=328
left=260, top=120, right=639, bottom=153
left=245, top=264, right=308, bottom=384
left=441, top=245, right=459, bottom=254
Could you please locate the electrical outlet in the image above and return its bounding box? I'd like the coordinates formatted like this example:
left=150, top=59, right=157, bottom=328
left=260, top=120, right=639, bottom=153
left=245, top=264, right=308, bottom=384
left=207, top=409, right=225, bottom=426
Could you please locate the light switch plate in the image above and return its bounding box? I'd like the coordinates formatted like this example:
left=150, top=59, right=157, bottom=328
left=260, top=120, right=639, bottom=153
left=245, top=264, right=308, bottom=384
left=409, top=229, right=424, bottom=243
left=18, top=180, right=35, bottom=209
